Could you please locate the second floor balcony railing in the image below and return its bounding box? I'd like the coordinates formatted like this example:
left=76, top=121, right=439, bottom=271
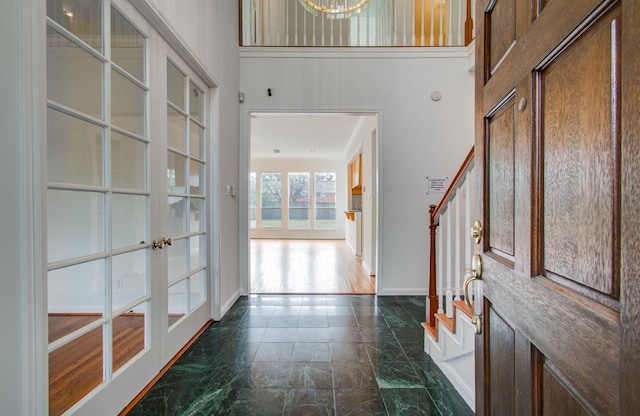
left=241, top=0, right=475, bottom=47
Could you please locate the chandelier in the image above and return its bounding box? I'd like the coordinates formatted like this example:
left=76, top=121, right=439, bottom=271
left=299, top=0, right=371, bottom=19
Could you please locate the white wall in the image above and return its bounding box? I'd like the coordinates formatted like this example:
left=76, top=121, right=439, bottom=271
left=1, top=3, right=27, bottom=412
left=250, top=158, right=347, bottom=239
left=345, top=116, right=378, bottom=275
left=148, top=0, right=241, bottom=315
left=240, top=47, right=474, bottom=295
left=1, top=1, right=44, bottom=414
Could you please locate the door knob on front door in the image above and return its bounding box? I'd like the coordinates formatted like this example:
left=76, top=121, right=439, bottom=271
left=152, top=239, right=165, bottom=250
left=463, top=254, right=482, bottom=334
left=162, top=237, right=173, bottom=246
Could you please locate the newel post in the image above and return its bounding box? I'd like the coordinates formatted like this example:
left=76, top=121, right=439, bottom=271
left=428, top=204, right=439, bottom=327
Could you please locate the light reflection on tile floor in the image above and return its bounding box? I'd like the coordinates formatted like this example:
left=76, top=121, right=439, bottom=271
left=128, top=295, right=474, bottom=416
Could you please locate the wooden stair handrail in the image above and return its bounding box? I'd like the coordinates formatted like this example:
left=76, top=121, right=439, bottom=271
left=431, top=147, right=475, bottom=221
left=426, top=146, right=474, bottom=328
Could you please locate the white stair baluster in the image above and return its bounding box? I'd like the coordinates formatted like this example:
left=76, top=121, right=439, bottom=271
left=446, top=206, right=453, bottom=318
left=465, top=169, right=472, bottom=276
left=454, top=186, right=462, bottom=301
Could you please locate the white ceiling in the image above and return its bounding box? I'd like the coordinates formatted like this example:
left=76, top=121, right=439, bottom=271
left=250, top=113, right=371, bottom=159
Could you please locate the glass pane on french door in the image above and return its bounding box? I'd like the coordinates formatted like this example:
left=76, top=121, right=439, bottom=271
left=166, top=59, right=207, bottom=328
left=46, top=3, right=150, bottom=415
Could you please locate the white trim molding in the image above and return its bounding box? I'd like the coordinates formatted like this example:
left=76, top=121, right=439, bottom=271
left=240, top=46, right=474, bottom=60
left=129, top=0, right=218, bottom=88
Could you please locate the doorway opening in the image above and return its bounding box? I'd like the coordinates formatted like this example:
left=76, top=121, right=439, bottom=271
left=248, top=112, right=379, bottom=294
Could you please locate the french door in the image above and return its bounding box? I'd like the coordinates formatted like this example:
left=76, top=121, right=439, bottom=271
left=45, top=1, right=210, bottom=414
left=160, top=45, right=211, bottom=364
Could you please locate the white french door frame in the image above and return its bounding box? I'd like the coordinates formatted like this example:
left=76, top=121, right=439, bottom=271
left=32, top=0, right=221, bottom=415
left=42, top=1, right=162, bottom=414
left=157, top=43, right=213, bottom=365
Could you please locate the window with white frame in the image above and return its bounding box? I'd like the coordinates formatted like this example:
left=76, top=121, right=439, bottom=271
left=288, top=172, right=310, bottom=229
left=252, top=171, right=337, bottom=230
left=314, top=172, right=337, bottom=229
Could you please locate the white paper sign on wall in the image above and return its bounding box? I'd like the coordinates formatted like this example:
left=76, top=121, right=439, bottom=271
left=425, top=176, right=448, bottom=194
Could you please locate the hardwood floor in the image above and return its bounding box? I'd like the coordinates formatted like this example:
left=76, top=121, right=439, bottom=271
left=250, top=239, right=375, bottom=294
left=48, top=239, right=372, bottom=414
left=49, top=314, right=145, bottom=416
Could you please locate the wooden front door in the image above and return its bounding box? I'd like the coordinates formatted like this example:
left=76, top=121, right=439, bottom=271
left=474, top=0, right=639, bottom=414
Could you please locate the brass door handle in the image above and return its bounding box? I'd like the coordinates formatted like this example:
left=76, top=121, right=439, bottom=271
left=162, top=237, right=173, bottom=246
left=152, top=239, right=165, bottom=250
left=463, top=254, right=482, bottom=334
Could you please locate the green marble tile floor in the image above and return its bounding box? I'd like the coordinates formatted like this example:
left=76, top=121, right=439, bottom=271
left=127, top=295, right=474, bottom=416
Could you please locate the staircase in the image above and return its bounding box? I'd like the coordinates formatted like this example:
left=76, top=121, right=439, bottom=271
left=422, top=147, right=476, bottom=410
left=423, top=301, right=475, bottom=408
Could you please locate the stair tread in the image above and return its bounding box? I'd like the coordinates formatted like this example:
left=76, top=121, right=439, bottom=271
left=425, top=301, right=476, bottom=345
left=422, top=322, right=438, bottom=341
left=435, top=313, right=456, bottom=333
left=453, top=300, right=474, bottom=319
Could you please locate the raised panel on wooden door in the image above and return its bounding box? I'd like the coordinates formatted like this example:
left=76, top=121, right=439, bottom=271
left=486, top=305, right=516, bottom=416
left=486, top=97, right=516, bottom=260
left=486, top=0, right=517, bottom=75
left=538, top=0, right=552, bottom=14
left=540, top=357, right=593, bottom=416
left=540, top=6, right=620, bottom=306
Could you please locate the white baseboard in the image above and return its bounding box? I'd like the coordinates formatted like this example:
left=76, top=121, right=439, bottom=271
left=345, top=239, right=356, bottom=254
left=376, top=288, right=428, bottom=296
left=362, top=261, right=375, bottom=276
left=219, top=289, right=242, bottom=319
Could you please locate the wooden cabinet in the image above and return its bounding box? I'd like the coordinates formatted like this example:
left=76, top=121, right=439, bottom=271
left=345, top=210, right=361, bottom=256
left=350, top=153, right=362, bottom=195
